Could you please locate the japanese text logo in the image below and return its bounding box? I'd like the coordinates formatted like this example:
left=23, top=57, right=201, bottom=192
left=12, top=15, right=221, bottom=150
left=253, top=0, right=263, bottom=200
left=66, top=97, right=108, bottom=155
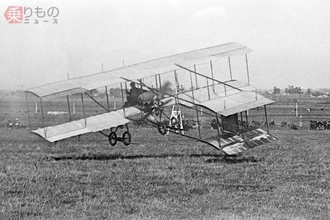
left=4, top=6, right=59, bottom=24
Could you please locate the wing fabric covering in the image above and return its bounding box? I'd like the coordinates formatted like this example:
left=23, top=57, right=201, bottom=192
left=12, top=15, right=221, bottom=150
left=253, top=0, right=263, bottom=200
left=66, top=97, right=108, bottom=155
left=26, top=42, right=251, bottom=99
left=32, top=107, right=141, bottom=142
left=178, top=80, right=275, bottom=116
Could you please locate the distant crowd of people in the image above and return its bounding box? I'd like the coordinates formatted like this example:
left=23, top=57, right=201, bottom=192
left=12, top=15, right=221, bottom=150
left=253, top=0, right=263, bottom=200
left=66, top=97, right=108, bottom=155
left=309, top=120, right=330, bottom=130
left=6, top=118, right=25, bottom=129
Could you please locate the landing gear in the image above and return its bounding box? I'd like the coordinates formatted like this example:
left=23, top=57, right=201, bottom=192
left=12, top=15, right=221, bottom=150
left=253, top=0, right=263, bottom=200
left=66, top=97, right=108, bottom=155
left=152, top=107, right=161, bottom=116
left=157, top=122, right=167, bottom=135
left=108, top=132, right=117, bottom=146
left=168, top=104, right=184, bottom=134
left=108, top=124, right=131, bottom=146
left=122, top=131, right=131, bottom=146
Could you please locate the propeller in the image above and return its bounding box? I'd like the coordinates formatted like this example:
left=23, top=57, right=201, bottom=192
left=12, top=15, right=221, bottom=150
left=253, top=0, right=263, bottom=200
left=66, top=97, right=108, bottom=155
left=158, top=80, right=173, bottom=100
left=137, top=80, right=174, bottom=103
left=149, top=81, right=174, bottom=114
left=121, top=77, right=175, bottom=118
left=135, top=84, right=174, bottom=125
left=121, top=77, right=174, bottom=101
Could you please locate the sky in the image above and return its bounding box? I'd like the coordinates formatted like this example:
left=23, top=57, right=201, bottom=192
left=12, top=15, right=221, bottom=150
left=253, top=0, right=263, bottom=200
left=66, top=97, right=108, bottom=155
left=1, top=0, right=330, bottom=90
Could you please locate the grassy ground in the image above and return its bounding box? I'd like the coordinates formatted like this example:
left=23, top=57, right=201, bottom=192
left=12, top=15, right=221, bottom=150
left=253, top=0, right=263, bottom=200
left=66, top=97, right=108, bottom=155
left=0, top=128, right=329, bottom=219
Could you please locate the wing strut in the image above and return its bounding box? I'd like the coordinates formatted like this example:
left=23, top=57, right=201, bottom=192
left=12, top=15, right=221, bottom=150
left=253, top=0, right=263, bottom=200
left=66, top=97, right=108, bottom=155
left=175, top=64, right=242, bottom=93
left=105, top=86, right=110, bottom=111
left=155, top=75, right=159, bottom=90
left=192, top=64, right=201, bottom=139
left=189, top=70, right=195, bottom=101
left=66, top=95, right=72, bottom=121
left=25, top=92, right=32, bottom=130
left=245, top=110, right=249, bottom=126
left=173, top=70, right=181, bottom=106
left=207, top=78, right=212, bottom=100
left=194, top=64, right=198, bottom=89
left=84, top=91, right=109, bottom=112
left=39, top=97, right=46, bottom=137
left=228, top=57, right=233, bottom=80
left=209, top=60, right=215, bottom=93
left=158, top=74, right=162, bottom=89
left=81, top=92, right=87, bottom=127
left=120, top=82, right=125, bottom=116
left=264, top=105, right=269, bottom=133
left=215, top=113, right=222, bottom=148
left=245, top=53, right=250, bottom=85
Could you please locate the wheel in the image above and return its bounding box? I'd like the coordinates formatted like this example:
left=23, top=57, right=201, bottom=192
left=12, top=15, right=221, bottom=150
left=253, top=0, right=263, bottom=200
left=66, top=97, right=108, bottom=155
left=108, top=132, right=117, bottom=146
left=122, top=131, right=131, bottom=146
left=152, top=108, right=160, bottom=116
left=170, top=117, right=178, bottom=127
left=157, top=123, right=167, bottom=135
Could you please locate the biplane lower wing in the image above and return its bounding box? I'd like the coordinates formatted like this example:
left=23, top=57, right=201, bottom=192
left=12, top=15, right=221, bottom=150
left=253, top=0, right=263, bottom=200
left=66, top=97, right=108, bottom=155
left=32, top=107, right=141, bottom=143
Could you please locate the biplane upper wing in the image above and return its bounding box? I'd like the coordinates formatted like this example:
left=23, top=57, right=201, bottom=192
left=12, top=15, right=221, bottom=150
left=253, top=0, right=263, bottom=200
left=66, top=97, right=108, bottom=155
left=26, top=42, right=251, bottom=99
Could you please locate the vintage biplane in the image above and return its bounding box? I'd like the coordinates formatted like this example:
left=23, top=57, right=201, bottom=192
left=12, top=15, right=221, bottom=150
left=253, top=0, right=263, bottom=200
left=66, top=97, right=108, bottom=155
left=25, top=42, right=276, bottom=155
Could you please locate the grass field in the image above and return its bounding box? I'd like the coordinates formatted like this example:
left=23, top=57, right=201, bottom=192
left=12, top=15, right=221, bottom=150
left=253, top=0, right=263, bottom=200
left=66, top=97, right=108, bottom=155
left=0, top=127, right=329, bottom=219
left=1, top=94, right=330, bottom=219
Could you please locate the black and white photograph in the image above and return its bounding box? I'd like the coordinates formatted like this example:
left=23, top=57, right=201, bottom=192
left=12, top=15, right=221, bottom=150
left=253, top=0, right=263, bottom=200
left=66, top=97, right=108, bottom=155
left=1, top=0, right=329, bottom=219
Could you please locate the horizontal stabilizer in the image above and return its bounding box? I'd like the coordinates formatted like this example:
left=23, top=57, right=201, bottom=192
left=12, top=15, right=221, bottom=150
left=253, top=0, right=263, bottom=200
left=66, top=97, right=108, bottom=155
left=242, top=128, right=277, bottom=149
left=204, top=133, right=245, bottom=155
left=204, top=128, right=276, bottom=155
